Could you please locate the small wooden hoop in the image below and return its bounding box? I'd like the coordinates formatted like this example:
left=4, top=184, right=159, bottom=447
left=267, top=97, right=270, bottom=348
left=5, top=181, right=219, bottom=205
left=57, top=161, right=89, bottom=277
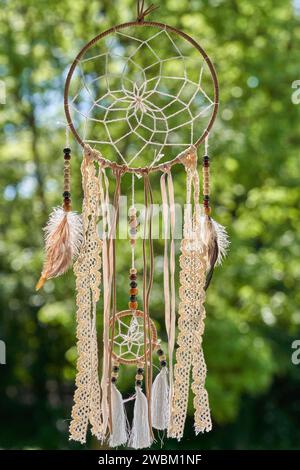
left=64, top=20, right=219, bottom=173
left=110, top=309, right=158, bottom=366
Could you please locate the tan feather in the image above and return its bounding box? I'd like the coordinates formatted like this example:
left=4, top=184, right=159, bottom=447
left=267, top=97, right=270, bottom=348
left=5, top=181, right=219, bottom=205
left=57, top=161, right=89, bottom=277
left=36, top=207, right=83, bottom=290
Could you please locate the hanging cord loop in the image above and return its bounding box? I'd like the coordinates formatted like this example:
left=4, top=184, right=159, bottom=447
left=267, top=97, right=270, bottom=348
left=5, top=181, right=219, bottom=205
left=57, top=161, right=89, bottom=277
left=137, top=0, right=159, bottom=22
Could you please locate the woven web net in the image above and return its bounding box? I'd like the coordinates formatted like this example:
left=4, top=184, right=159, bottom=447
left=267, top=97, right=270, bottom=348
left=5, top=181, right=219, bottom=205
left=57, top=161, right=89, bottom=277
left=68, top=26, right=216, bottom=168
left=112, top=313, right=154, bottom=364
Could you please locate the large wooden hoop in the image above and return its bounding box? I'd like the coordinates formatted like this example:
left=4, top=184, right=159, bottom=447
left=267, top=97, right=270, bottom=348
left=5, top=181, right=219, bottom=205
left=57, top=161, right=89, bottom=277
left=64, top=20, right=219, bottom=173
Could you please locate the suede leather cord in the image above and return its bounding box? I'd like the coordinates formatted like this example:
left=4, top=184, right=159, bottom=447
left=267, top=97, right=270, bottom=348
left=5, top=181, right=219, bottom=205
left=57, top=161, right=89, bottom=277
left=160, top=170, right=176, bottom=421
left=107, top=169, right=123, bottom=434
left=142, top=172, right=154, bottom=438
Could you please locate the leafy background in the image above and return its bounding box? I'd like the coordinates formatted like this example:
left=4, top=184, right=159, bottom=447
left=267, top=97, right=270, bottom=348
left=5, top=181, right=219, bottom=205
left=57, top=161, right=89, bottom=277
left=0, top=0, right=300, bottom=450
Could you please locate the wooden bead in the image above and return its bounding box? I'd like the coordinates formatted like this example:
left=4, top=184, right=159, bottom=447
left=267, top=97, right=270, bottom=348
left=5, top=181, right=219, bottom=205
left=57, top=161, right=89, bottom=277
left=130, top=288, right=138, bottom=295
left=129, top=301, right=138, bottom=310
left=204, top=206, right=212, bottom=215
left=135, top=374, right=143, bottom=381
left=130, top=268, right=137, bottom=274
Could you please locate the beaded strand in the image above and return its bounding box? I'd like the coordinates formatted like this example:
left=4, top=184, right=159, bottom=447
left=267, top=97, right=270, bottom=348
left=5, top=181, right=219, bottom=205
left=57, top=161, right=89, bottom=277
left=135, top=364, right=144, bottom=387
left=156, top=347, right=167, bottom=369
left=128, top=174, right=139, bottom=311
left=111, top=362, right=119, bottom=384
left=203, top=136, right=211, bottom=216
left=63, top=147, right=72, bottom=212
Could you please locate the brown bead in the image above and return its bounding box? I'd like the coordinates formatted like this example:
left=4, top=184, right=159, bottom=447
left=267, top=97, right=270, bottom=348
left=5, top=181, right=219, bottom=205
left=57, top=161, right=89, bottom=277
left=130, top=274, right=137, bottom=280
left=204, top=206, right=212, bottom=215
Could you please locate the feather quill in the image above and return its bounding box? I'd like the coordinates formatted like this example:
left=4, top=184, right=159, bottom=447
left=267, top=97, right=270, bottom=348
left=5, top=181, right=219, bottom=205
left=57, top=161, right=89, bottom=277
left=36, top=207, right=83, bottom=290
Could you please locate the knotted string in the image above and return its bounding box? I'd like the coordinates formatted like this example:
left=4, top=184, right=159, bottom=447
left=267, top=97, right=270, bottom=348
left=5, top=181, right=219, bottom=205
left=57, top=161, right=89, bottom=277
left=137, top=0, right=159, bottom=22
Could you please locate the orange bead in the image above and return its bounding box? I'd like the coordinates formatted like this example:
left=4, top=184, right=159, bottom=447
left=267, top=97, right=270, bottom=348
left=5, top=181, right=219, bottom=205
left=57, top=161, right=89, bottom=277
left=130, top=288, right=138, bottom=295
left=129, top=301, right=138, bottom=310
left=204, top=206, right=212, bottom=215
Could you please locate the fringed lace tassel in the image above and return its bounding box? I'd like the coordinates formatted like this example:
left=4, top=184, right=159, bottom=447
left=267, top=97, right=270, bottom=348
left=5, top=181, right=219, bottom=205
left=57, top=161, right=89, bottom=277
left=36, top=147, right=83, bottom=290
left=151, top=366, right=169, bottom=430
left=129, top=386, right=153, bottom=449
left=109, top=384, right=128, bottom=447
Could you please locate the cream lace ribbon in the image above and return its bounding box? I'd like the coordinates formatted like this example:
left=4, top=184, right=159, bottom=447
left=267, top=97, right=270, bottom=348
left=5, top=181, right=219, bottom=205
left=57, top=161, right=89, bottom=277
left=168, top=151, right=212, bottom=440
left=69, top=149, right=103, bottom=443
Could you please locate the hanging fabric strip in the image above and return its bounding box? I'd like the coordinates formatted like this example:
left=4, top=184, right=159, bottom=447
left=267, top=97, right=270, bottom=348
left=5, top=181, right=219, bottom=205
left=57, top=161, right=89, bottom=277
left=168, top=149, right=211, bottom=440
left=69, top=147, right=103, bottom=444
left=142, top=173, right=155, bottom=439
left=99, top=167, right=110, bottom=439
left=107, top=169, right=123, bottom=435
left=160, top=170, right=176, bottom=424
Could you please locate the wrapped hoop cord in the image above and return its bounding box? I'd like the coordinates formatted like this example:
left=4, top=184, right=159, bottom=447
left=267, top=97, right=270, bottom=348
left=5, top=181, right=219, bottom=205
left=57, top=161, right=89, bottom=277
left=64, top=20, right=219, bottom=174
left=110, top=310, right=158, bottom=366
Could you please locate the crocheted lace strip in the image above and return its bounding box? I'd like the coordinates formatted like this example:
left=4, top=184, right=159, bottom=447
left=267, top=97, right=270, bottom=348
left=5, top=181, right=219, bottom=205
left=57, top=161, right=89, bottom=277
left=69, top=152, right=103, bottom=443
left=168, top=158, right=211, bottom=440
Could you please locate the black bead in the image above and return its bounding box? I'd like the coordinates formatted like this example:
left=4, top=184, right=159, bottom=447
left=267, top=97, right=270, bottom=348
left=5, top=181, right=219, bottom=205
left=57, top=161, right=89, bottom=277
left=111, top=376, right=117, bottom=383
left=204, top=195, right=210, bottom=201
left=137, top=368, right=144, bottom=374
left=136, top=380, right=142, bottom=386
left=130, top=281, right=137, bottom=288
left=129, top=295, right=137, bottom=301
left=203, top=155, right=209, bottom=162
left=63, top=191, right=71, bottom=198
left=113, top=366, right=119, bottom=372
left=160, top=360, right=167, bottom=367
left=63, top=148, right=71, bottom=154
left=157, top=349, right=164, bottom=356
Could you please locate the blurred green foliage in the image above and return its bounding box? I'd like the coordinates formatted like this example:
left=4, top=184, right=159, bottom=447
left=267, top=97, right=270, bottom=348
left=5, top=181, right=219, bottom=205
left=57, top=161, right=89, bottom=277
left=0, top=0, right=300, bottom=450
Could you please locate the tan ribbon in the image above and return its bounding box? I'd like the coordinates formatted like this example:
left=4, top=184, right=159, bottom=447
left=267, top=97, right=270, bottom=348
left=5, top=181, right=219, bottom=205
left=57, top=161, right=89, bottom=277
left=142, top=173, right=155, bottom=437
left=160, top=170, right=176, bottom=422
left=99, top=167, right=110, bottom=438
left=107, top=170, right=123, bottom=434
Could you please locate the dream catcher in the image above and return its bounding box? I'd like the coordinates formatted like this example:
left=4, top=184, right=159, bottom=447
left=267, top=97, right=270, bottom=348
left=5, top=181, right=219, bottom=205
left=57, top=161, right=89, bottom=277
left=37, top=1, right=229, bottom=448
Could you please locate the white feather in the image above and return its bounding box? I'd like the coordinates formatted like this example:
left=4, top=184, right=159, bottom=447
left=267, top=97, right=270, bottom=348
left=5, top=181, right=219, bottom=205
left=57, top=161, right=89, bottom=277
left=211, top=218, right=230, bottom=265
